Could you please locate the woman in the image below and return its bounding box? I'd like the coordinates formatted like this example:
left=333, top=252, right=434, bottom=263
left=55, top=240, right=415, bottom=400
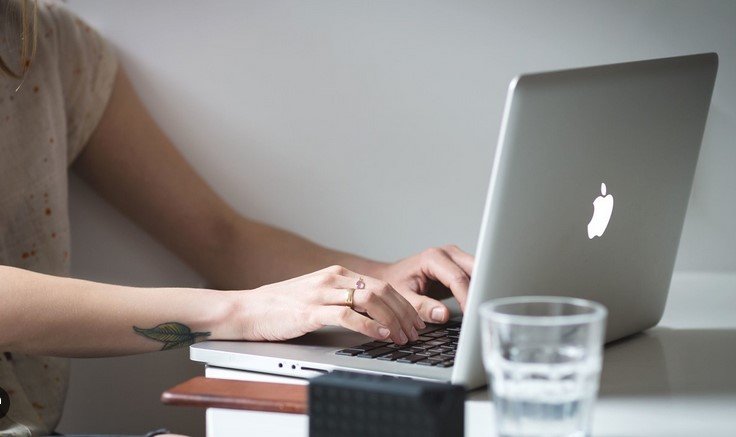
left=0, top=1, right=473, bottom=435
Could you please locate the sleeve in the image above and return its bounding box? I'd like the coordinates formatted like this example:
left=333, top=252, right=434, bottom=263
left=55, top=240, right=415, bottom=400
left=46, top=2, right=118, bottom=165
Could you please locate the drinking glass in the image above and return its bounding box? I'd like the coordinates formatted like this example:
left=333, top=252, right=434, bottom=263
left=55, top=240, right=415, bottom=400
left=479, top=296, right=607, bottom=437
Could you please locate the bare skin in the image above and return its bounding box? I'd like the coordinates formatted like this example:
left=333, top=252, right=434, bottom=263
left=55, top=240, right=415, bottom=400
left=0, top=69, right=475, bottom=357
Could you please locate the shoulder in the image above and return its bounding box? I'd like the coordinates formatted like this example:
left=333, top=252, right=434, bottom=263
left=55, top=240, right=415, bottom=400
left=37, top=1, right=109, bottom=62
left=28, top=0, right=118, bottom=164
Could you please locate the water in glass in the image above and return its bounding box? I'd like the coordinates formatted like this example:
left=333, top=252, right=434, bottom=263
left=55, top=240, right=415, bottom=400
left=488, top=345, right=601, bottom=437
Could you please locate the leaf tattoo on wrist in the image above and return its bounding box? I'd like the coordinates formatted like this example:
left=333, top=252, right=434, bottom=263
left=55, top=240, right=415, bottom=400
left=133, top=322, right=211, bottom=351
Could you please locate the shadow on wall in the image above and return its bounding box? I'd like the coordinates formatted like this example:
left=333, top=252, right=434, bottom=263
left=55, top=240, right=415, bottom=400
left=57, top=348, right=205, bottom=435
left=58, top=176, right=207, bottom=435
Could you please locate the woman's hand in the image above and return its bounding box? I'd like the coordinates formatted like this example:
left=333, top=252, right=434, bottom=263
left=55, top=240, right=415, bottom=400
left=233, top=265, right=425, bottom=345
left=371, top=245, right=475, bottom=324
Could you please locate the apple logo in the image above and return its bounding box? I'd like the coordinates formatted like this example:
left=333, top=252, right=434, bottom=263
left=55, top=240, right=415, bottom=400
left=587, top=182, right=614, bottom=239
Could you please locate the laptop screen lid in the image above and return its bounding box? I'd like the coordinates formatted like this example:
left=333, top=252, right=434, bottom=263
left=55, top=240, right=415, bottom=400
left=452, top=53, right=718, bottom=389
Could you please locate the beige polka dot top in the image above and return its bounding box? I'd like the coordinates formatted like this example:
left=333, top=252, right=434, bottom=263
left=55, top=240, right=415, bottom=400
left=0, top=1, right=117, bottom=435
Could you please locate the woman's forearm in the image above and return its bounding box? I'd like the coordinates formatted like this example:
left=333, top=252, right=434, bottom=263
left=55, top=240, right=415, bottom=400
left=198, top=216, right=388, bottom=290
left=0, top=265, right=237, bottom=357
left=72, top=69, right=384, bottom=292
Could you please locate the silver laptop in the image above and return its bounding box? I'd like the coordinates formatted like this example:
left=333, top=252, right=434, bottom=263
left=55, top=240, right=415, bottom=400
left=191, top=53, right=718, bottom=390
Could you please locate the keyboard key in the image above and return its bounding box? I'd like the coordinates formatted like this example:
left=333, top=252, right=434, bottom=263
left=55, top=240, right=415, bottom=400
left=425, top=340, right=448, bottom=347
left=426, top=330, right=448, bottom=338
left=357, top=347, right=394, bottom=358
left=353, top=342, right=388, bottom=352
left=336, top=320, right=463, bottom=366
left=377, top=351, right=411, bottom=361
left=404, top=341, right=424, bottom=347
left=396, top=354, right=428, bottom=364
left=418, top=325, right=441, bottom=335
left=397, top=346, right=425, bottom=354
left=335, top=348, right=362, bottom=356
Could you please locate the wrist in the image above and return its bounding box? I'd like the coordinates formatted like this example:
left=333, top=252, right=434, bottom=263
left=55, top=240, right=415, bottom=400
left=363, top=259, right=390, bottom=280
left=340, top=255, right=389, bottom=280
left=206, top=289, right=245, bottom=340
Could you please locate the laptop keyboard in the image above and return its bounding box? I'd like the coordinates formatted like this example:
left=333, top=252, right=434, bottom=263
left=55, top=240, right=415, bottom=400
left=335, top=320, right=461, bottom=368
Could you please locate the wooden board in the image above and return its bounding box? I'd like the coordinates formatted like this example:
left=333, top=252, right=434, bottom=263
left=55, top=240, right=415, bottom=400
left=161, top=376, right=307, bottom=414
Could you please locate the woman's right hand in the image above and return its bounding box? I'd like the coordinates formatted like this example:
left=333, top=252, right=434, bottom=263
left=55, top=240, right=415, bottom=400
left=230, top=265, right=425, bottom=345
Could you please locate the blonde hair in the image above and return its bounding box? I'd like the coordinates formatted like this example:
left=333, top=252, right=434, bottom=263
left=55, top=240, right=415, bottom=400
left=0, top=0, right=38, bottom=79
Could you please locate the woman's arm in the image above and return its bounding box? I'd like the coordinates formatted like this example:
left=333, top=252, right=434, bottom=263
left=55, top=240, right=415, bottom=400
left=0, top=265, right=234, bottom=357
left=72, top=69, right=370, bottom=290
left=0, top=264, right=423, bottom=356
left=73, top=68, right=474, bottom=324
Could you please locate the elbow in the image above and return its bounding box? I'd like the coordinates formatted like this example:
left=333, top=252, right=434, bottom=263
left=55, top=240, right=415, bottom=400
left=0, top=316, right=20, bottom=351
left=0, top=309, right=19, bottom=352
left=0, top=266, right=24, bottom=351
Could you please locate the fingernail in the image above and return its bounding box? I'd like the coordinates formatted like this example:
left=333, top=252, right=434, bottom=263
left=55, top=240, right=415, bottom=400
left=378, top=327, right=391, bottom=338
left=410, top=327, right=418, bottom=341
left=399, top=331, right=408, bottom=344
left=431, top=307, right=446, bottom=323
left=418, top=319, right=426, bottom=329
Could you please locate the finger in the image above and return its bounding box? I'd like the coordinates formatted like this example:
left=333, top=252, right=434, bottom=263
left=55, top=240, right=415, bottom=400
left=371, top=284, right=423, bottom=336
left=332, top=272, right=423, bottom=334
left=316, top=268, right=424, bottom=333
left=358, top=286, right=420, bottom=341
left=405, top=293, right=451, bottom=324
left=360, top=276, right=422, bottom=334
left=352, top=288, right=413, bottom=344
left=424, top=249, right=470, bottom=311
left=443, top=244, right=475, bottom=277
left=313, top=278, right=410, bottom=344
left=347, top=272, right=425, bottom=332
left=314, top=306, right=391, bottom=341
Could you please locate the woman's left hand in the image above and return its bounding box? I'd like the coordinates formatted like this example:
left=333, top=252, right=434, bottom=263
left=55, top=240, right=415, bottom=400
left=370, top=245, right=474, bottom=324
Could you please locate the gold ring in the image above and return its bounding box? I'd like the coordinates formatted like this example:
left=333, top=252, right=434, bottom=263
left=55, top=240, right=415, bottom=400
left=345, top=288, right=355, bottom=309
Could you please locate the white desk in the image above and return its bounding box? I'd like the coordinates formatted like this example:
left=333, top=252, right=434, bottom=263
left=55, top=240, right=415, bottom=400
left=199, top=272, right=736, bottom=437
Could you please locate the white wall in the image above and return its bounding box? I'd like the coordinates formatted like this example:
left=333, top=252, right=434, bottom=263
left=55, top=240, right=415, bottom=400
left=59, top=1, right=736, bottom=435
